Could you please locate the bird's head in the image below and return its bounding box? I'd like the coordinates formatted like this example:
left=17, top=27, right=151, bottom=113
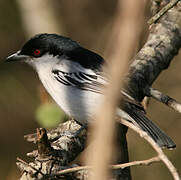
left=6, top=33, right=79, bottom=67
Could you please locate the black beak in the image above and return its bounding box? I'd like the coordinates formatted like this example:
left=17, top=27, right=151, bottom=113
left=6, top=51, right=28, bottom=62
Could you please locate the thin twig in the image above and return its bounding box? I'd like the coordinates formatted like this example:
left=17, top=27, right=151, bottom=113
left=149, top=88, right=181, bottom=114
left=112, top=156, right=160, bottom=169
left=148, top=0, right=180, bottom=25
left=120, top=119, right=180, bottom=180
left=48, top=156, right=160, bottom=176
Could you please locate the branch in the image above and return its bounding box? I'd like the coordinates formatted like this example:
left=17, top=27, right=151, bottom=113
left=148, top=0, right=180, bottom=25
left=17, top=120, right=87, bottom=180
left=17, top=155, right=160, bottom=179
left=127, top=1, right=181, bottom=101
left=43, top=156, right=160, bottom=178
left=17, top=115, right=180, bottom=180
left=17, top=157, right=45, bottom=176
left=120, top=118, right=180, bottom=180
left=86, top=1, right=146, bottom=180
left=149, top=87, right=181, bottom=113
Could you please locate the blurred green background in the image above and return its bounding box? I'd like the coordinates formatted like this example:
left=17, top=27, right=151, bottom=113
left=0, top=0, right=180, bottom=179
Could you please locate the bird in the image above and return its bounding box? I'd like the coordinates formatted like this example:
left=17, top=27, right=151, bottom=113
left=6, top=33, right=176, bottom=149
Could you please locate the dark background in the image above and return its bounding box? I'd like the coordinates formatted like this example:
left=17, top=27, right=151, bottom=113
left=0, top=1, right=180, bottom=179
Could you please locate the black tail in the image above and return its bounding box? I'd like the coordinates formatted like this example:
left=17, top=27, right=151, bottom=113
left=117, top=106, right=176, bottom=149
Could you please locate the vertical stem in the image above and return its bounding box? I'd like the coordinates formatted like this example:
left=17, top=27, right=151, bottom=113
left=86, top=1, right=146, bottom=180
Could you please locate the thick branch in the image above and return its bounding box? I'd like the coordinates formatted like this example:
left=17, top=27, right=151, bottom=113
left=127, top=1, right=181, bottom=101
left=17, top=120, right=87, bottom=180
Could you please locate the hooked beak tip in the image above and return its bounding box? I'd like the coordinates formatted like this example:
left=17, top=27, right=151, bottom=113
left=6, top=51, right=25, bottom=62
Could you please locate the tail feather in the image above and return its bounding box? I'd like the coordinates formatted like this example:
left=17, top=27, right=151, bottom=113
left=117, top=107, right=176, bottom=149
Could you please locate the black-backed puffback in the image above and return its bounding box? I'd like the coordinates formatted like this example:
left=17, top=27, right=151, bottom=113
left=6, top=33, right=176, bottom=149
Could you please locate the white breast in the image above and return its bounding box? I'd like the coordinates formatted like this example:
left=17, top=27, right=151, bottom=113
left=40, top=73, right=103, bottom=124
left=33, top=55, right=104, bottom=124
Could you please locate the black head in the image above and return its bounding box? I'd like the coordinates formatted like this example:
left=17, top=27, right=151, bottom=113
left=20, top=33, right=80, bottom=58
left=6, top=33, right=104, bottom=71
left=6, top=33, right=80, bottom=62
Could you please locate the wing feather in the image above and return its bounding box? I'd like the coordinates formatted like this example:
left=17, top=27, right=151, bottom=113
left=52, top=70, right=105, bottom=93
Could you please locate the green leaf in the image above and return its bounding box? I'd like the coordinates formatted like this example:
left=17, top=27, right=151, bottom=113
left=35, top=103, right=66, bottom=128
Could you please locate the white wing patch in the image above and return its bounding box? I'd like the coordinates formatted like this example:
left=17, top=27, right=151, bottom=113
left=52, top=70, right=106, bottom=93
left=51, top=59, right=107, bottom=93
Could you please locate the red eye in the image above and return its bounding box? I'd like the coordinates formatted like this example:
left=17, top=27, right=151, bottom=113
left=34, top=49, right=41, bottom=56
